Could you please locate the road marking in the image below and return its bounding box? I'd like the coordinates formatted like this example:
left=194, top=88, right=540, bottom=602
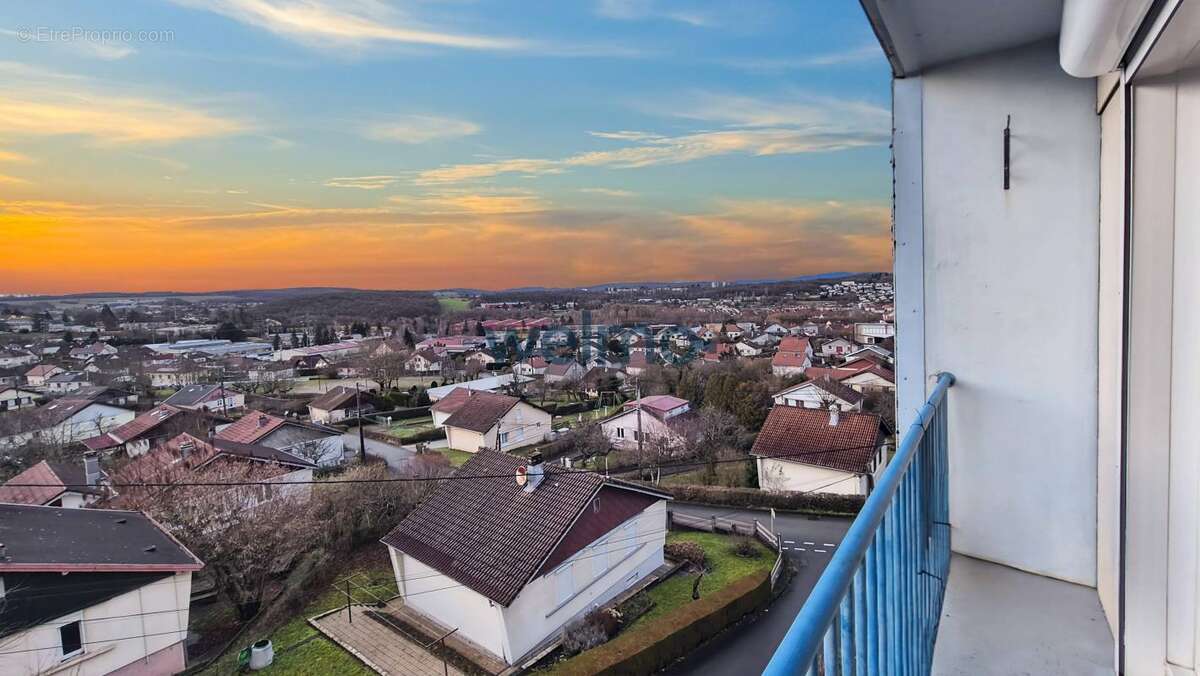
left=784, top=540, right=796, bottom=544
left=803, top=541, right=815, bottom=545
left=796, top=548, right=806, bottom=552
left=823, top=543, right=837, bottom=548
left=814, top=549, right=827, bottom=553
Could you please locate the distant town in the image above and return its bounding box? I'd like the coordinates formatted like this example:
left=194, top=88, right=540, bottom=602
left=0, top=272, right=894, bottom=674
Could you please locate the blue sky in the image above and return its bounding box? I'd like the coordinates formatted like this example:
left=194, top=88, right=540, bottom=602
left=0, top=1, right=892, bottom=293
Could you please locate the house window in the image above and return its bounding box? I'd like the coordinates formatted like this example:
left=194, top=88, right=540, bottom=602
left=59, top=620, right=83, bottom=660
left=554, top=564, right=574, bottom=605
left=616, top=428, right=625, bottom=439
left=499, top=432, right=510, bottom=444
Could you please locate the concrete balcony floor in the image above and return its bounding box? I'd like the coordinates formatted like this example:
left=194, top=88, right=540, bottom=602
left=933, top=554, right=1114, bottom=675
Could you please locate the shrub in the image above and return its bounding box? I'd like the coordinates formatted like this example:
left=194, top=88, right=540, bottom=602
left=616, top=592, right=654, bottom=625
left=730, top=537, right=761, bottom=559
left=664, top=541, right=707, bottom=569
left=664, top=483, right=864, bottom=516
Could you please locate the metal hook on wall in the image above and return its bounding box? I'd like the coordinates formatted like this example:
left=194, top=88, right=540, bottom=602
left=1003, top=114, right=1011, bottom=190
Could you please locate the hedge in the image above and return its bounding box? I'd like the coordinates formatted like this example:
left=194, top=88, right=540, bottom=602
left=665, top=484, right=864, bottom=516
left=550, top=401, right=597, bottom=416
left=552, top=572, right=770, bottom=675
left=373, top=405, right=431, bottom=420
left=365, top=427, right=445, bottom=444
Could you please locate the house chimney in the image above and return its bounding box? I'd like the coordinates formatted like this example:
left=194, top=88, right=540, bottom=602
left=828, top=403, right=840, bottom=427
left=258, top=414, right=269, bottom=427
left=524, top=451, right=545, bottom=493
left=83, top=451, right=102, bottom=487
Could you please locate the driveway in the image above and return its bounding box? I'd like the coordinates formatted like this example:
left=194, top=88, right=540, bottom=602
left=342, top=427, right=414, bottom=472
left=662, top=503, right=852, bottom=675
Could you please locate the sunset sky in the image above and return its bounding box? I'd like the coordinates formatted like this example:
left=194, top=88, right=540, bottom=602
left=0, top=1, right=891, bottom=294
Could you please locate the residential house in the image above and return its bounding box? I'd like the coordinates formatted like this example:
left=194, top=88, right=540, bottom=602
left=0, top=398, right=135, bottom=450
left=405, top=349, right=443, bottom=374
left=430, top=387, right=472, bottom=428
left=853, top=321, right=895, bottom=345
left=626, top=351, right=654, bottom=377
left=765, top=323, right=791, bottom=337
left=426, top=374, right=531, bottom=401
left=104, top=432, right=316, bottom=511
left=24, top=364, right=63, bottom=387
left=752, top=405, right=887, bottom=496
left=771, top=336, right=814, bottom=377
left=818, top=337, right=856, bottom=359
left=580, top=367, right=625, bottom=398
left=544, top=360, right=585, bottom=385
left=513, top=356, right=549, bottom=377
left=0, top=348, right=39, bottom=369
left=216, top=410, right=345, bottom=466
left=289, top=354, right=331, bottom=373
left=838, top=364, right=896, bottom=393
left=381, top=451, right=671, bottom=666
left=307, top=385, right=380, bottom=424
left=44, top=371, right=89, bottom=395
left=841, top=345, right=893, bottom=366
left=720, top=323, right=744, bottom=340
left=71, top=385, right=138, bottom=408
left=82, top=403, right=213, bottom=457
left=442, top=391, right=551, bottom=453
left=772, top=377, right=865, bottom=412
left=465, top=350, right=497, bottom=370
left=0, top=457, right=106, bottom=507
left=163, top=383, right=246, bottom=414
left=600, top=395, right=691, bottom=451
left=145, top=361, right=205, bottom=389
left=734, top=341, right=765, bottom=358
left=0, top=386, right=43, bottom=412
left=68, top=342, right=118, bottom=360
left=0, top=504, right=202, bottom=676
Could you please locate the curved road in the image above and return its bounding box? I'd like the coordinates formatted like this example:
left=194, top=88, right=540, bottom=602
left=663, top=504, right=852, bottom=675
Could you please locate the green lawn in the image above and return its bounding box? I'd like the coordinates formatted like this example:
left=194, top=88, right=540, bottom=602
left=629, top=531, right=774, bottom=631
left=436, top=448, right=475, bottom=467
left=385, top=417, right=435, bottom=438
left=197, top=559, right=397, bottom=676
left=437, top=297, right=471, bottom=312
left=552, top=404, right=619, bottom=430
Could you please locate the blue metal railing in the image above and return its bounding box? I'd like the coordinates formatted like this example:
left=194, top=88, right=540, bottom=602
left=764, top=372, right=955, bottom=676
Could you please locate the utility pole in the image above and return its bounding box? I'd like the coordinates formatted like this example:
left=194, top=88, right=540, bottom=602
left=355, top=381, right=366, bottom=463
left=218, top=375, right=228, bottom=418
left=635, top=377, right=644, bottom=476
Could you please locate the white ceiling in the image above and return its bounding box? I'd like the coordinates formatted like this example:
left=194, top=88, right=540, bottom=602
left=861, top=0, right=1064, bottom=76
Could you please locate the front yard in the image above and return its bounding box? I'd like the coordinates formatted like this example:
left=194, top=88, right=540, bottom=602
left=384, top=416, right=437, bottom=440
left=539, top=530, right=776, bottom=674
left=196, top=549, right=397, bottom=676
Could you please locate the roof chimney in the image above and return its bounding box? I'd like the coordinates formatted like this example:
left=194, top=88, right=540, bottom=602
left=828, top=403, right=841, bottom=427
left=258, top=414, right=269, bottom=427
left=83, top=451, right=102, bottom=487
left=524, top=451, right=545, bottom=493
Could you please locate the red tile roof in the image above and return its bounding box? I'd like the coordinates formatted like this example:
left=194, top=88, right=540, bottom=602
left=215, top=410, right=287, bottom=444
left=441, top=391, right=521, bottom=434
left=778, top=336, right=811, bottom=353
left=751, top=406, right=885, bottom=474
left=430, top=387, right=472, bottom=415
left=0, top=460, right=98, bottom=505
left=772, top=351, right=810, bottom=368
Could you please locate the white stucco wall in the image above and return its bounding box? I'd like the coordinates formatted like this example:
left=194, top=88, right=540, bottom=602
left=756, top=457, right=866, bottom=495
left=501, top=501, right=667, bottom=663
left=389, top=549, right=507, bottom=660
left=600, top=410, right=676, bottom=450
left=0, top=572, right=192, bottom=676
left=906, top=41, right=1100, bottom=585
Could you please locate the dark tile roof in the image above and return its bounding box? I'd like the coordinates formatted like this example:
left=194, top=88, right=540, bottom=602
left=430, top=387, right=471, bottom=415
left=216, top=410, right=286, bottom=443
left=381, top=451, right=668, bottom=605
left=308, top=386, right=358, bottom=411
left=104, top=403, right=185, bottom=443
left=0, top=503, right=202, bottom=572
left=751, top=406, right=885, bottom=474
left=162, top=383, right=223, bottom=407
left=441, top=391, right=521, bottom=433
left=803, top=377, right=865, bottom=406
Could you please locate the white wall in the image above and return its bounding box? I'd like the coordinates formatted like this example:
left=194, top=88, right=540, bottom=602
left=0, top=572, right=192, bottom=676
left=390, top=548, right=508, bottom=660
left=501, top=501, right=667, bottom=663
left=756, top=457, right=866, bottom=495
left=1095, top=72, right=1124, bottom=639
left=600, top=410, right=676, bottom=450
left=908, top=41, right=1100, bottom=585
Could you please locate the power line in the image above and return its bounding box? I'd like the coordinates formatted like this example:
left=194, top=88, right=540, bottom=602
left=5, top=439, right=889, bottom=490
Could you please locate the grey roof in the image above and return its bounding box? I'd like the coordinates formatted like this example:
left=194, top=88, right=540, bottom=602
left=162, top=383, right=222, bottom=407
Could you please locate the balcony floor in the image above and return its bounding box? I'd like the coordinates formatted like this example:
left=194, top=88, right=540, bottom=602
left=932, top=554, right=1114, bottom=675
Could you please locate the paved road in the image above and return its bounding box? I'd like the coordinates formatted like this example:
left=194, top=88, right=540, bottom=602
left=341, top=427, right=414, bottom=472
left=662, top=504, right=852, bottom=675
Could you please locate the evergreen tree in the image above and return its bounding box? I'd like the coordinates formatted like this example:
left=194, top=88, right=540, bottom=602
left=99, top=304, right=119, bottom=331
left=272, top=334, right=281, bottom=350
left=403, top=328, right=416, bottom=349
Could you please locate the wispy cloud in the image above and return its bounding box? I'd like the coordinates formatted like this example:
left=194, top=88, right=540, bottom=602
left=720, top=44, right=883, bottom=71
left=595, top=0, right=712, bottom=27
left=580, top=188, right=636, bottom=197
left=0, top=62, right=246, bottom=144
left=364, top=115, right=481, bottom=144
left=170, top=0, right=526, bottom=51
left=0, top=28, right=136, bottom=60
left=0, top=174, right=31, bottom=185
left=0, top=149, right=32, bottom=163
left=414, top=92, right=888, bottom=184
left=323, top=175, right=401, bottom=189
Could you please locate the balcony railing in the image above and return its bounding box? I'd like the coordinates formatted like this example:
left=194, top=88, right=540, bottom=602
left=764, top=372, right=955, bottom=675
